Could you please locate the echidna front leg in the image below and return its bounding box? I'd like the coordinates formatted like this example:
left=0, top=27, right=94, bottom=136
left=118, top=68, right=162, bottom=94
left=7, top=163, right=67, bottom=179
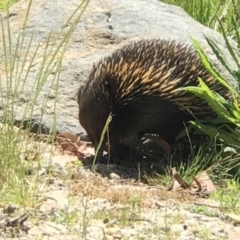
left=144, top=134, right=171, bottom=156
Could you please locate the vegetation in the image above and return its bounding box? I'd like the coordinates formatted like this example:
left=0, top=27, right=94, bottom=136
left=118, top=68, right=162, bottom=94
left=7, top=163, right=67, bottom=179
left=160, top=0, right=240, bottom=219
left=0, top=0, right=18, bottom=10
left=161, top=0, right=240, bottom=38
left=163, top=0, right=240, bottom=177
left=0, top=0, right=90, bottom=204
left=0, top=0, right=239, bottom=238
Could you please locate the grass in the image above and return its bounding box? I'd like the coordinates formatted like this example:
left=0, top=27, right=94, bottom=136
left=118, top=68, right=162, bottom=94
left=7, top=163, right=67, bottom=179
left=156, top=0, right=240, bottom=181
left=157, top=1, right=240, bottom=229
left=0, top=0, right=90, bottom=205
left=0, top=0, right=18, bottom=10
left=212, top=180, right=240, bottom=214
left=0, top=0, right=240, bottom=239
left=160, top=0, right=240, bottom=39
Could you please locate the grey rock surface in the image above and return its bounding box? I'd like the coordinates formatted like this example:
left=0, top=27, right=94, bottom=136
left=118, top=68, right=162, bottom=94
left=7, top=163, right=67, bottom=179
left=0, top=0, right=238, bottom=135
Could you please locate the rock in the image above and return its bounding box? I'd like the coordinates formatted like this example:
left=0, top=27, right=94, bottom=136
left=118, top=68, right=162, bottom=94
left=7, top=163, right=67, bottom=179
left=0, top=0, right=239, bottom=135
left=40, top=153, right=79, bottom=174
left=39, top=198, right=58, bottom=213
left=110, top=172, right=121, bottom=180
left=228, top=227, right=240, bottom=240
left=38, top=221, right=68, bottom=236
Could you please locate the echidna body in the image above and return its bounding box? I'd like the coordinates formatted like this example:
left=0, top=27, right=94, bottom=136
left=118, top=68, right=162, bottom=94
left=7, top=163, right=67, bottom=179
left=78, top=39, right=231, bottom=158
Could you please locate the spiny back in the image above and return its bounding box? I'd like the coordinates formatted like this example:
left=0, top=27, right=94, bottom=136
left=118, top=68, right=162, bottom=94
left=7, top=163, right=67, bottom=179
left=82, top=39, right=230, bottom=117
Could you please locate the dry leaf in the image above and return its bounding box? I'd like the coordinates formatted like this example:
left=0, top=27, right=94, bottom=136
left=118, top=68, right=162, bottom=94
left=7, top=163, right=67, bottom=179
left=168, top=178, right=182, bottom=191
left=78, top=144, right=87, bottom=153
left=56, top=132, right=98, bottom=159
left=168, top=167, right=191, bottom=190
left=192, top=177, right=202, bottom=192
left=192, top=171, right=216, bottom=193
left=57, top=132, right=82, bottom=147
left=57, top=132, right=84, bottom=156
left=57, top=137, right=79, bottom=155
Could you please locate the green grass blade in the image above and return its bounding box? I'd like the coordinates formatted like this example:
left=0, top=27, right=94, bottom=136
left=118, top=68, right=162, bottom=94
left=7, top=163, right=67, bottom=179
left=217, top=16, right=240, bottom=70
left=205, top=36, right=236, bottom=78
left=191, top=37, right=238, bottom=96
left=231, top=16, right=240, bottom=49
left=184, top=78, right=230, bottom=118
left=92, top=114, right=112, bottom=170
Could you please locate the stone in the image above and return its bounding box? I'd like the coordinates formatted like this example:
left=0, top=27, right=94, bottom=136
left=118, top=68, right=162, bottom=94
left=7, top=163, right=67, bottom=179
left=38, top=221, right=68, bottom=236
left=0, top=0, right=239, bottom=135
left=228, top=227, right=240, bottom=240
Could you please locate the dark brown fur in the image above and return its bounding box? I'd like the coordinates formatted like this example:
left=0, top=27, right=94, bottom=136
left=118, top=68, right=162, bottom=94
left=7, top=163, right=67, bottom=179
left=77, top=39, right=231, bottom=158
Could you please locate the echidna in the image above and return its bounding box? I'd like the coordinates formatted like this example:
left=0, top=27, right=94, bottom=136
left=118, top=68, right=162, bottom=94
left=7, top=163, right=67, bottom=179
left=77, top=39, right=232, bottom=158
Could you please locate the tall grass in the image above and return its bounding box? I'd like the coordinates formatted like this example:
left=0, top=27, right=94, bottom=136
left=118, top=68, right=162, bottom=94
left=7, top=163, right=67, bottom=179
left=0, top=0, right=90, bottom=205
left=161, top=0, right=240, bottom=38
left=183, top=32, right=240, bottom=177
left=161, top=0, right=240, bottom=178
left=0, top=0, right=18, bottom=10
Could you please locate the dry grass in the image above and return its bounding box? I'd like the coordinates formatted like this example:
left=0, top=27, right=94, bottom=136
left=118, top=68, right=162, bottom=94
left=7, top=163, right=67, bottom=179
left=70, top=169, right=200, bottom=208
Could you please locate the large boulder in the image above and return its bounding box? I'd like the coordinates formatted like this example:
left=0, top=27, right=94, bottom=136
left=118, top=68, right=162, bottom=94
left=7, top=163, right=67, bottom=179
left=0, top=0, right=238, bottom=135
